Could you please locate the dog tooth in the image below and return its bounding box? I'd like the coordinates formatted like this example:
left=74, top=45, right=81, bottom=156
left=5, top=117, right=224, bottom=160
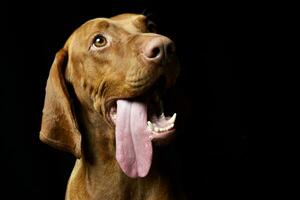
left=147, top=121, right=154, bottom=131
left=158, top=128, right=163, bottom=132
left=166, top=123, right=174, bottom=130
left=168, top=113, right=177, bottom=124
left=154, top=127, right=159, bottom=132
left=169, top=123, right=174, bottom=129
left=151, top=123, right=159, bottom=129
left=160, top=113, right=165, bottom=119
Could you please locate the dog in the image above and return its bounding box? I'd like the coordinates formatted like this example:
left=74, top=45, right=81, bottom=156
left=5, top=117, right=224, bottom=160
left=40, top=13, right=183, bottom=200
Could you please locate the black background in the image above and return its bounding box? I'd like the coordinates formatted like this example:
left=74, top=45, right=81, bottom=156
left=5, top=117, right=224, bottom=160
left=2, top=0, right=264, bottom=199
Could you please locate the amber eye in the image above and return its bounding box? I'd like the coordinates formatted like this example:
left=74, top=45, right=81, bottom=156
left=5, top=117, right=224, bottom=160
left=93, top=35, right=107, bottom=48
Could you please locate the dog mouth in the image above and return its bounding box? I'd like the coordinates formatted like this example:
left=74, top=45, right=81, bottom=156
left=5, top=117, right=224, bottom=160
left=108, top=80, right=177, bottom=141
left=106, top=76, right=177, bottom=178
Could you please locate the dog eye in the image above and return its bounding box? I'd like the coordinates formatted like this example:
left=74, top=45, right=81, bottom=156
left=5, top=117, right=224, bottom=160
left=93, top=35, right=107, bottom=48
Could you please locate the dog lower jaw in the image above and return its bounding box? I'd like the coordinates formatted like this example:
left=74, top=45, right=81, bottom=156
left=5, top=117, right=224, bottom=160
left=109, top=99, right=176, bottom=142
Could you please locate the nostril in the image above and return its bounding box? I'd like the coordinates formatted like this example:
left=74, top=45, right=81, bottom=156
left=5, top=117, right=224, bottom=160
left=142, top=37, right=175, bottom=62
left=147, top=46, right=161, bottom=59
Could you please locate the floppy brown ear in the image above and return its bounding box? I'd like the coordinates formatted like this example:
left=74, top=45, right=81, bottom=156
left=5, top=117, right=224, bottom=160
left=40, top=49, right=81, bottom=158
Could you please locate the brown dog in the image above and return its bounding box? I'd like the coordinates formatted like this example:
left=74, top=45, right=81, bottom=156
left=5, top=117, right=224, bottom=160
left=40, top=13, right=182, bottom=200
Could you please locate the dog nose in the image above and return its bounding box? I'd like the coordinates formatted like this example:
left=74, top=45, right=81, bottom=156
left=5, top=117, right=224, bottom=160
left=142, top=36, right=176, bottom=64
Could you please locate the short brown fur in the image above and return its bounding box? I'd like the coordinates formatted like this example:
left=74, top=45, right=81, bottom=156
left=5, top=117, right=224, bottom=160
left=40, top=13, right=183, bottom=200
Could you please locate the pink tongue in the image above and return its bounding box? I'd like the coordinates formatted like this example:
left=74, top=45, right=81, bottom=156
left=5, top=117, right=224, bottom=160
left=115, top=100, right=153, bottom=178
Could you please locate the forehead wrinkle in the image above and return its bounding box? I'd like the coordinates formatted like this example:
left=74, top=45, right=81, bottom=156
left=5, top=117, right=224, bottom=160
left=74, top=19, right=109, bottom=36
left=85, top=19, right=133, bottom=39
left=84, top=20, right=111, bottom=35
left=111, top=14, right=147, bottom=34
left=93, top=20, right=110, bottom=32
left=113, top=21, right=145, bottom=34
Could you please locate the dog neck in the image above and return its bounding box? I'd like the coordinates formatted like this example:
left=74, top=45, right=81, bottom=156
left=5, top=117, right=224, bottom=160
left=65, top=104, right=183, bottom=200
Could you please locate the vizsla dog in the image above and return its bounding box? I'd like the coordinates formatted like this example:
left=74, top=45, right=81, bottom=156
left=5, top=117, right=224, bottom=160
left=40, top=13, right=183, bottom=200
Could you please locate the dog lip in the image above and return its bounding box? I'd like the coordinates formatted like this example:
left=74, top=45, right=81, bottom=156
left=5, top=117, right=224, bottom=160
left=105, top=98, right=118, bottom=127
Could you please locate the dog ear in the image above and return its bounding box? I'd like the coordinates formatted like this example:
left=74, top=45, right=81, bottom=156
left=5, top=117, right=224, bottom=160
left=40, top=49, right=81, bottom=158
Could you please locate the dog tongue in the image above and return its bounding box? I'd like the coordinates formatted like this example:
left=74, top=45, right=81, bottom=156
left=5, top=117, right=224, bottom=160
left=115, top=100, right=153, bottom=178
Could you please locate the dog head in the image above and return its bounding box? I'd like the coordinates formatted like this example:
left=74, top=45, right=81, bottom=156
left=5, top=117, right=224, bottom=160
left=40, top=13, right=180, bottom=177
